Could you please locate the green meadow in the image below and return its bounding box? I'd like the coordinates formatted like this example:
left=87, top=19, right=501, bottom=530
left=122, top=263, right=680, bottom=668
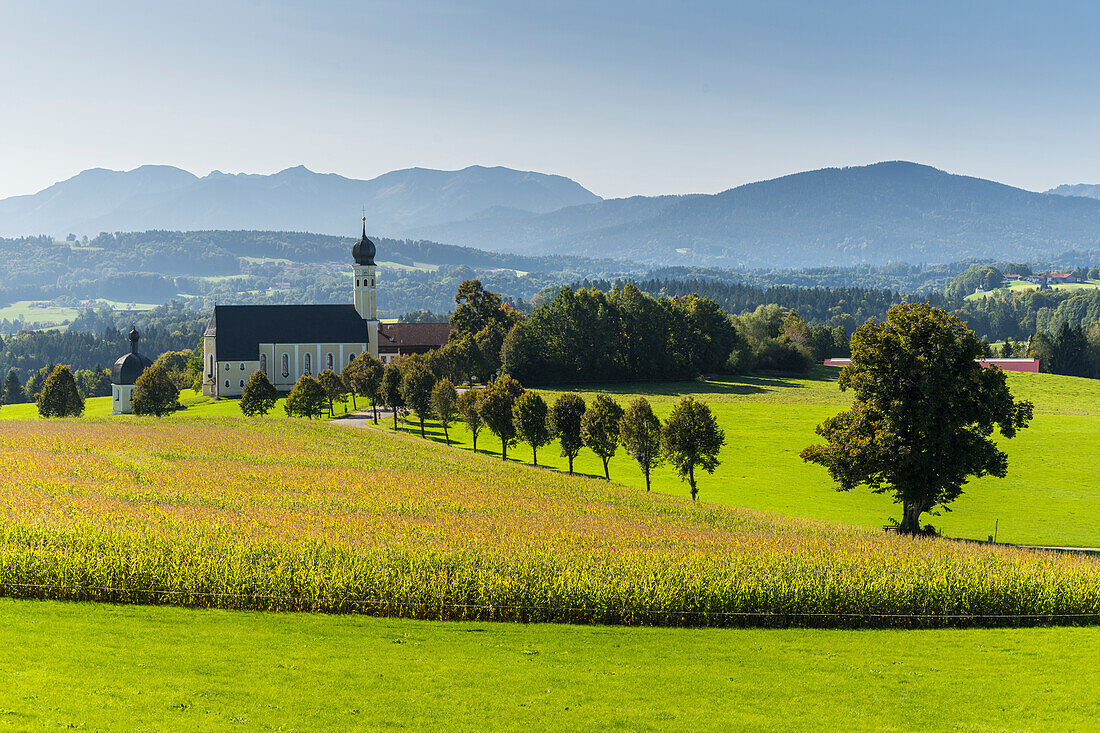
left=2, top=598, right=1097, bottom=732
left=379, top=368, right=1100, bottom=548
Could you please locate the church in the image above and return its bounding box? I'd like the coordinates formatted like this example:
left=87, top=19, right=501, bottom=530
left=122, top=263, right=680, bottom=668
left=201, top=222, right=449, bottom=397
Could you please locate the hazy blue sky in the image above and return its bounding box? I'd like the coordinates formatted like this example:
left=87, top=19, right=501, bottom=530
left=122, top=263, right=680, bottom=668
left=2, top=0, right=1100, bottom=199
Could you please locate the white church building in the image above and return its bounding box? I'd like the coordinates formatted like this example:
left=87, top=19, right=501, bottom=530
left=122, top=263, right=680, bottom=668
left=202, top=221, right=381, bottom=397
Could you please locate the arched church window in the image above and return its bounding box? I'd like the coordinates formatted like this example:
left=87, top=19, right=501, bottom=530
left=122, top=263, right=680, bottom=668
left=259, top=354, right=267, bottom=376
left=356, top=279, right=360, bottom=287
left=224, top=363, right=229, bottom=371
left=348, top=353, right=356, bottom=363
left=239, top=362, right=245, bottom=370
left=281, top=354, right=289, bottom=377
left=207, top=355, right=213, bottom=377
left=326, top=353, right=334, bottom=369
left=304, top=352, right=312, bottom=375
left=239, top=379, right=244, bottom=387
left=225, top=380, right=230, bottom=388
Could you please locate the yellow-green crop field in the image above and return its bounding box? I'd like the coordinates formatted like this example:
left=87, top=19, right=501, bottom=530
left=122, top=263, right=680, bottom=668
left=0, top=410, right=1097, bottom=627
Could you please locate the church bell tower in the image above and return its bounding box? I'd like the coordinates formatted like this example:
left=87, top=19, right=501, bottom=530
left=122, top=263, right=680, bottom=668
left=352, top=218, right=380, bottom=358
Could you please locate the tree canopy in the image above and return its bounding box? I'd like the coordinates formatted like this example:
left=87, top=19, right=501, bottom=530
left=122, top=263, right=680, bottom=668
left=240, top=369, right=278, bottom=416
left=132, top=363, right=180, bottom=417
left=548, top=392, right=586, bottom=474
left=661, top=396, right=725, bottom=501
left=801, top=303, right=1033, bottom=534
left=36, top=365, right=84, bottom=418
left=581, top=394, right=624, bottom=480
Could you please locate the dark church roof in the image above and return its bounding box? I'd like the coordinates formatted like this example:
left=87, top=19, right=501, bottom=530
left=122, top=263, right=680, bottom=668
left=353, top=220, right=376, bottom=266
left=112, top=325, right=153, bottom=385
left=205, top=304, right=371, bottom=361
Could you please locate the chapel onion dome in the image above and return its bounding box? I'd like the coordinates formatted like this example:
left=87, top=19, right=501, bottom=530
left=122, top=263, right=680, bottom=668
left=352, top=218, right=376, bottom=266
left=111, top=324, right=154, bottom=386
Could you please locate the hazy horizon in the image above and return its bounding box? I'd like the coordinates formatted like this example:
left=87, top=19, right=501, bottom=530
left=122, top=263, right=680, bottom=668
left=4, top=1, right=1100, bottom=200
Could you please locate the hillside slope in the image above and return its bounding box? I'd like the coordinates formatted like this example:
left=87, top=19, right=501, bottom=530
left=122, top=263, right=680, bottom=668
left=414, top=162, right=1100, bottom=267
left=0, top=165, right=601, bottom=238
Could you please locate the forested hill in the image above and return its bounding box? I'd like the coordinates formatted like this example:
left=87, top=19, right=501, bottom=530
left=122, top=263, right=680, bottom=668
left=413, top=162, right=1100, bottom=268
left=0, top=230, right=625, bottom=311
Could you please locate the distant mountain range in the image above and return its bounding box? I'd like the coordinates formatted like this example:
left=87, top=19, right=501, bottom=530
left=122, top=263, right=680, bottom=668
left=5, top=160, right=1100, bottom=267
left=413, top=162, right=1100, bottom=267
left=0, top=164, right=601, bottom=239
left=1046, top=183, right=1100, bottom=199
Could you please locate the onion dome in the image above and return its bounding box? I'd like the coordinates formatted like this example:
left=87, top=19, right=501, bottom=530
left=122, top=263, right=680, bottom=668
left=352, top=218, right=376, bottom=266
left=111, top=324, right=154, bottom=385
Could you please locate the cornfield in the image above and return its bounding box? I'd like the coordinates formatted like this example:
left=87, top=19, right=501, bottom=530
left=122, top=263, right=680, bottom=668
left=0, top=417, right=1097, bottom=627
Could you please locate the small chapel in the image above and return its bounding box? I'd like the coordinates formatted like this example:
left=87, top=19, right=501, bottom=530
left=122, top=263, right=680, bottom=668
left=201, top=222, right=450, bottom=398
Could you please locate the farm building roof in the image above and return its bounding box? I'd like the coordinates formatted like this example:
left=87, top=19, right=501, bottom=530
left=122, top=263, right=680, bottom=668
left=205, top=304, right=372, bottom=361
left=378, top=322, right=453, bottom=351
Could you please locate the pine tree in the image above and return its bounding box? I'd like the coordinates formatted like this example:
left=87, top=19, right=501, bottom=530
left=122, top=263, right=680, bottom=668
left=3, top=369, right=22, bottom=405
left=240, top=370, right=278, bottom=416
left=36, top=365, right=84, bottom=418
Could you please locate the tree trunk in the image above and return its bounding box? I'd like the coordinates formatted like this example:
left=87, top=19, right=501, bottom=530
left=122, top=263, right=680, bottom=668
left=602, top=458, right=610, bottom=480
left=502, top=438, right=508, bottom=461
left=443, top=424, right=450, bottom=446
left=392, top=409, right=398, bottom=430
left=644, top=469, right=651, bottom=492
left=419, top=416, right=425, bottom=438
left=689, top=465, right=697, bottom=501
left=472, top=433, right=478, bottom=453
left=351, top=393, right=357, bottom=411
left=899, top=500, right=926, bottom=535
left=567, top=455, right=574, bottom=474
left=372, top=402, right=378, bottom=424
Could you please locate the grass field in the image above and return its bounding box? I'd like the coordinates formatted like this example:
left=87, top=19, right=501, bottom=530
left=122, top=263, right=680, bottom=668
left=965, top=279, right=1100, bottom=300
left=0, top=300, right=80, bottom=325
left=2, top=598, right=1097, bottom=731
left=380, top=368, right=1100, bottom=547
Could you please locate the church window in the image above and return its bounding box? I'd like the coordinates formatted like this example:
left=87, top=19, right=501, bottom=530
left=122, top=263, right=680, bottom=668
left=356, top=280, right=360, bottom=287
left=348, top=353, right=356, bottom=363
left=304, top=352, right=312, bottom=375
left=225, top=380, right=230, bottom=388
left=114, top=391, right=119, bottom=401
left=259, top=354, right=267, bottom=376
left=326, top=353, right=334, bottom=369
left=207, top=355, right=214, bottom=377
left=239, top=362, right=245, bottom=370
left=281, top=354, right=289, bottom=377
left=239, top=379, right=244, bottom=387
left=224, top=363, right=229, bottom=371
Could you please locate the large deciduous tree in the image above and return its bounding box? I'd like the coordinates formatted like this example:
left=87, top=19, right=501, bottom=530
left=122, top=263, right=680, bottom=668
left=801, top=303, right=1033, bottom=534
left=661, top=396, right=724, bottom=501
left=549, top=392, right=586, bottom=474
left=582, top=394, right=624, bottom=480
left=240, top=369, right=278, bottom=416
left=619, top=397, right=664, bottom=492
left=478, top=375, right=524, bottom=460
left=513, top=392, right=551, bottom=465
left=132, top=363, right=181, bottom=417
left=36, top=365, right=84, bottom=418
